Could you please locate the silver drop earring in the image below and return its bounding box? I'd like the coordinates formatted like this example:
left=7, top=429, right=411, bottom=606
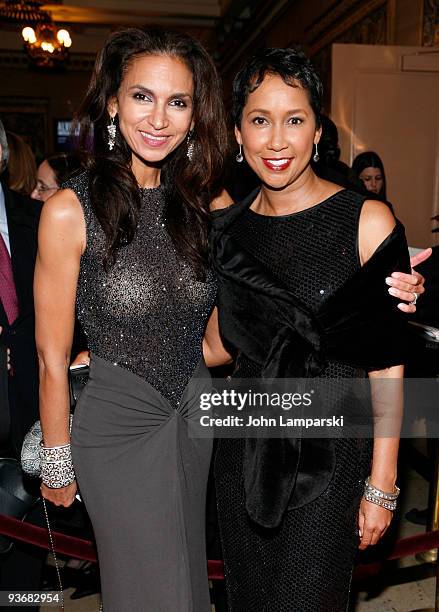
left=187, top=132, right=194, bottom=160
left=313, top=143, right=319, bottom=163
left=107, top=116, right=116, bottom=151
left=236, top=144, right=243, bottom=163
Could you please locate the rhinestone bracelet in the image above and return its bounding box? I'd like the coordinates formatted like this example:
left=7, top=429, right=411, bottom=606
left=364, top=477, right=400, bottom=501
left=363, top=491, right=397, bottom=511
left=40, top=444, right=72, bottom=462
left=40, top=444, right=75, bottom=489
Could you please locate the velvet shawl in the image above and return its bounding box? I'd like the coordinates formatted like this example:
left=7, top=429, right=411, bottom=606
left=211, top=191, right=410, bottom=528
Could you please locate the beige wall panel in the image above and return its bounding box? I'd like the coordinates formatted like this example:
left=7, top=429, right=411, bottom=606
left=394, top=0, right=423, bottom=45
left=332, top=44, right=439, bottom=248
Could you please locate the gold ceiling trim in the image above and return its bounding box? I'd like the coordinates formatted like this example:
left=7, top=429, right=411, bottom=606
left=42, top=1, right=221, bottom=24
left=307, top=0, right=389, bottom=55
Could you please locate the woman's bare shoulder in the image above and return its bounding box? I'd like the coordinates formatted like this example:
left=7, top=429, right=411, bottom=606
left=40, top=188, right=84, bottom=226
left=359, top=199, right=397, bottom=264
left=38, top=188, right=86, bottom=255
left=360, top=199, right=396, bottom=234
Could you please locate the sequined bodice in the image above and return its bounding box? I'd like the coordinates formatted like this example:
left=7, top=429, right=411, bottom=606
left=65, top=172, right=216, bottom=406
left=230, top=189, right=366, bottom=378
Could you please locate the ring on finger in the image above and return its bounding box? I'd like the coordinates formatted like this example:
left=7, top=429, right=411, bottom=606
left=410, top=292, right=418, bottom=306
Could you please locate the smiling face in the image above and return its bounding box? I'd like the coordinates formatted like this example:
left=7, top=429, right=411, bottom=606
left=235, top=73, right=321, bottom=190
left=108, top=53, right=195, bottom=169
left=358, top=166, right=384, bottom=195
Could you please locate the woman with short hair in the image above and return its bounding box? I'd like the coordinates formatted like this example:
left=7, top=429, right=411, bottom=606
left=211, top=47, right=422, bottom=611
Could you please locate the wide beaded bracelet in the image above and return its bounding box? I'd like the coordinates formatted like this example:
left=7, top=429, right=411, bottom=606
left=363, top=477, right=400, bottom=512
left=40, top=443, right=75, bottom=489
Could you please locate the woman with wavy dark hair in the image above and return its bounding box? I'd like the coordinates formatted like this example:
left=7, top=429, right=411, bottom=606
left=34, top=27, right=229, bottom=611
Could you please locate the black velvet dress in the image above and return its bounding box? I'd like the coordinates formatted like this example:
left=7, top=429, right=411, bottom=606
left=212, top=189, right=408, bottom=612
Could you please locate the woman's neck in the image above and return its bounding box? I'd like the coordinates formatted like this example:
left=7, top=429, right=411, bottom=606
left=254, top=168, right=332, bottom=217
left=131, top=155, right=161, bottom=189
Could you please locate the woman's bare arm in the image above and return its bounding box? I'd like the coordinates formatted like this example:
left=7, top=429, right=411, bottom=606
left=357, top=200, right=404, bottom=548
left=202, top=189, right=235, bottom=368
left=34, top=188, right=85, bottom=505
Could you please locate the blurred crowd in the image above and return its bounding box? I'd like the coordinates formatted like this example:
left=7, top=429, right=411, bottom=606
left=0, top=111, right=437, bottom=610
left=0, top=121, right=90, bottom=610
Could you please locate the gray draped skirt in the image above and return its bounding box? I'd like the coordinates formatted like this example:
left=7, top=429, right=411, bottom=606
left=71, top=354, right=212, bottom=612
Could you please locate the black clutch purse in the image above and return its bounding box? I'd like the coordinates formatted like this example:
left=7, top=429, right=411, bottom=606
left=69, top=363, right=90, bottom=407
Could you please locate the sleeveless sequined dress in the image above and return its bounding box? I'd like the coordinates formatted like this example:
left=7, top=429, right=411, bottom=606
left=214, top=189, right=373, bottom=612
left=65, top=172, right=216, bottom=612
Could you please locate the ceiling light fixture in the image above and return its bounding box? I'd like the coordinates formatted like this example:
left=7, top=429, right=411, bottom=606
left=0, top=1, right=73, bottom=67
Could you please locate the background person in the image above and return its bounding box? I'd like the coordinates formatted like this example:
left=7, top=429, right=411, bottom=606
left=351, top=150, right=387, bottom=199
left=0, top=119, right=45, bottom=612
left=5, top=131, right=37, bottom=197
left=311, top=114, right=352, bottom=188
left=31, top=153, right=82, bottom=202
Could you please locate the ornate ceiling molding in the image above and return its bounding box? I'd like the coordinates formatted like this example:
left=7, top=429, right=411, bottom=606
left=0, top=47, right=95, bottom=69
left=306, top=0, right=391, bottom=55
left=214, top=0, right=290, bottom=72
left=41, top=0, right=221, bottom=26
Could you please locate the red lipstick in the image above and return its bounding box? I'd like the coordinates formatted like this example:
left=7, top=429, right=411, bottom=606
left=262, top=158, right=292, bottom=172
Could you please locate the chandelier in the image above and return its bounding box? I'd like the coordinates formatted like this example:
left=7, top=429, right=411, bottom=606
left=0, top=1, right=72, bottom=67
left=22, top=21, right=72, bottom=67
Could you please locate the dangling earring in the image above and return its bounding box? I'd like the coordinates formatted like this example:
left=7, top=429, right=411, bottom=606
left=236, top=144, right=243, bottom=163
left=107, top=116, right=116, bottom=151
left=187, top=131, right=194, bottom=161
left=312, top=143, right=319, bottom=163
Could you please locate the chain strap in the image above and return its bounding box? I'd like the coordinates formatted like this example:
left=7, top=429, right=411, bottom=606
left=42, top=498, right=65, bottom=611
left=42, top=497, right=103, bottom=611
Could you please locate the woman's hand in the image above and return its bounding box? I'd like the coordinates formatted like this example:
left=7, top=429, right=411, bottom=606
left=386, top=248, right=431, bottom=313
left=41, top=480, right=78, bottom=508
left=358, top=497, right=393, bottom=549
left=359, top=203, right=428, bottom=313
left=71, top=350, right=90, bottom=367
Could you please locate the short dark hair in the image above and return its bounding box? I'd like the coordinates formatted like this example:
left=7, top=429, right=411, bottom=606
left=232, top=47, right=323, bottom=128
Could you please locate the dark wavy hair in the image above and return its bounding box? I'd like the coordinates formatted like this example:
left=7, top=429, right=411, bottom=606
left=351, top=151, right=387, bottom=199
left=232, top=47, right=323, bottom=128
left=75, top=27, right=227, bottom=274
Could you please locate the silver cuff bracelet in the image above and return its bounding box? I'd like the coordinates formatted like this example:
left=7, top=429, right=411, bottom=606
left=40, top=444, right=75, bottom=488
